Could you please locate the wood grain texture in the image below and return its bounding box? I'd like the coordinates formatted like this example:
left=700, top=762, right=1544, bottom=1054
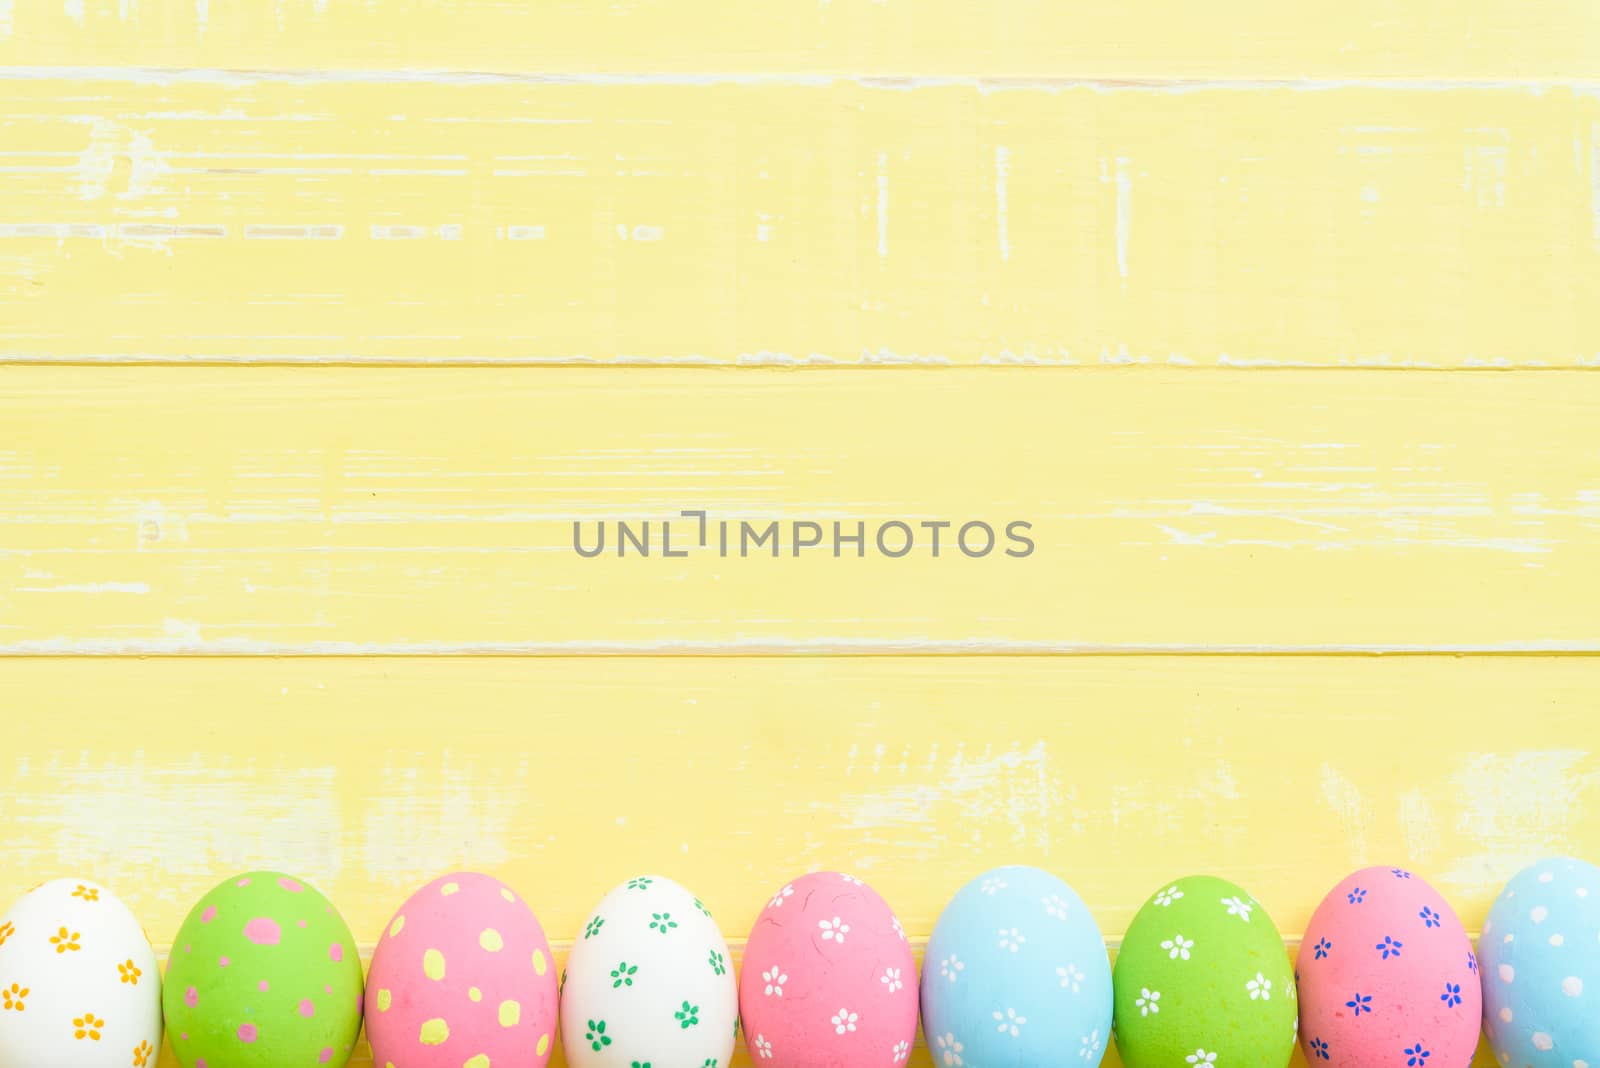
left=3, top=366, right=1600, bottom=653
left=2, top=76, right=1597, bottom=367
left=2, top=0, right=1599, bottom=79
left=5, top=654, right=1585, bottom=1066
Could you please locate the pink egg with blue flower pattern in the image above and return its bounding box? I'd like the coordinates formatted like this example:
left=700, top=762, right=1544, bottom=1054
left=1296, top=867, right=1480, bottom=1068
left=740, top=872, right=918, bottom=1068
left=365, top=873, right=557, bottom=1068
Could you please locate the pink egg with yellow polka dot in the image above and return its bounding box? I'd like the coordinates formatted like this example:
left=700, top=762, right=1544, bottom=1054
left=365, top=873, right=558, bottom=1068
left=740, top=871, right=918, bottom=1068
left=1296, top=866, right=1480, bottom=1068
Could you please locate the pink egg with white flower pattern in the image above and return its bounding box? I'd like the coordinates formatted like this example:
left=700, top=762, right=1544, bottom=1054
left=365, top=873, right=557, bottom=1068
left=740, top=872, right=918, bottom=1068
left=1296, top=867, right=1480, bottom=1068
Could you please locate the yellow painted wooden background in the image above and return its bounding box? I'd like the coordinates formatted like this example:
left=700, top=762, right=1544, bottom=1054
left=3, top=2, right=1600, bottom=1066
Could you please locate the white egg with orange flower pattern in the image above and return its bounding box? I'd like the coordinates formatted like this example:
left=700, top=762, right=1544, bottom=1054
left=0, top=878, right=162, bottom=1068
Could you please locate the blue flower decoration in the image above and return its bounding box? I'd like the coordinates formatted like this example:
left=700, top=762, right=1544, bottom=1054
left=1467, top=951, right=1477, bottom=973
left=1404, top=1043, right=1430, bottom=1066
left=1376, top=935, right=1403, bottom=960
left=1392, top=869, right=1413, bottom=879
left=1310, top=1038, right=1331, bottom=1061
left=1346, top=992, right=1372, bottom=1017
left=1440, top=983, right=1461, bottom=1008
left=1419, top=906, right=1440, bottom=928
left=1314, top=937, right=1332, bottom=960
left=1347, top=887, right=1367, bottom=904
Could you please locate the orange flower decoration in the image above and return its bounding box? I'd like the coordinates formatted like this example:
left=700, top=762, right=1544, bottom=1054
left=132, top=1039, right=153, bottom=1066
left=72, top=885, right=100, bottom=902
left=2, top=983, right=28, bottom=1011
left=50, top=927, right=82, bottom=953
left=117, top=959, right=141, bottom=985
left=73, top=1010, right=105, bottom=1041
left=0, top=921, right=14, bottom=947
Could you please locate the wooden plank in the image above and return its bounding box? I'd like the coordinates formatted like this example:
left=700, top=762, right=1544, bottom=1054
left=3, top=366, right=1600, bottom=653
left=1, top=0, right=1598, bottom=80
left=3, top=654, right=1585, bottom=1067
left=1, top=76, right=1596, bottom=367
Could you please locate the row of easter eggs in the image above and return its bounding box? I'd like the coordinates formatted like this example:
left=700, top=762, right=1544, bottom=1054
left=0, top=859, right=1593, bottom=1068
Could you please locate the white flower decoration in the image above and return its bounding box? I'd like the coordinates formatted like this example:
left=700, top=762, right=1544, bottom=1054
left=1154, top=885, right=1184, bottom=907
left=1136, top=987, right=1161, bottom=1016
left=769, top=884, right=794, bottom=909
left=998, top=927, right=1026, bottom=952
left=840, top=873, right=864, bottom=886
left=1246, top=972, right=1271, bottom=1000
left=934, top=1033, right=964, bottom=1067
left=1079, top=1030, right=1102, bottom=1060
left=880, top=966, right=903, bottom=994
left=819, top=917, right=851, bottom=943
left=993, top=1008, right=1027, bottom=1037
left=980, top=877, right=1007, bottom=896
left=1043, top=894, right=1071, bottom=919
left=1161, top=934, right=1194, bottom=960
left=831, top=1008, right=859, bottom=1035
left=1222, top=896, right=1254, bottom=922
left=892, top=915, right=906, bottom=941
left=763, top=966, right=787, bottom=997
left=1187, top=1051, right=1217, bottom=1066
left=755, top=1034, right=774, bottom=1060
left=891, top=1040, right=911, bottom=1063
left=1057, top=963, right=1085, bottom=992
left=940, top=954, right=965, bottom=982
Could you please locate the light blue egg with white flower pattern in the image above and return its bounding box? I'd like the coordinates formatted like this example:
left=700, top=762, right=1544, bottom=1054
left=1478, top=857, right=1600, bottom=1068
left=920, top=866, right=1113, bottom=1068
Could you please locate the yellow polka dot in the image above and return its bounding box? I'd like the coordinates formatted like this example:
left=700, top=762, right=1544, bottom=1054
left=531, top=948, right=547, bottom=976
left=464, top=1057, right=490, bottom=1068
left=479, top=928, right=504, bottom=952
left=423, top=948, right=446, bottom=981
left=498, top=1000, right=520, bottom=1028
left=500, top=888, right=515, bottom=902
left=389, top=915, right=405, bottom=938
left=441, top=882, right=460, bottom=896
left=375, top=989, right=392, bottom=1012
left=420, top=1019, right=450, bottom=1045
left=536, top=1034, right=550, bottom=1057
left=468, top=987, right=482, bottom=1002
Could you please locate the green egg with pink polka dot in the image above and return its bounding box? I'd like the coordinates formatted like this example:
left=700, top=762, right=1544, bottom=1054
left=1113, top=875, right=1297, bottom=1068
left=163, top=872, right=364, bottom=1068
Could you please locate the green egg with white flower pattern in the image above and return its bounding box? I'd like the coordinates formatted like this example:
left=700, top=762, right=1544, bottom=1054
left=1113, top=875, right=1296, bottom=1068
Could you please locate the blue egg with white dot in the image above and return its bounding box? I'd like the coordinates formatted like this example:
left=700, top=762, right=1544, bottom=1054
left=1478, top=857, right=1600, bottom=1068
left=920, top=865, right=1113, bottom=1067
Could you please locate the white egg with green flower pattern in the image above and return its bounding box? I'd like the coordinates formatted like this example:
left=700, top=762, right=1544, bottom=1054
left=561, top=875, right=738, bottom=1068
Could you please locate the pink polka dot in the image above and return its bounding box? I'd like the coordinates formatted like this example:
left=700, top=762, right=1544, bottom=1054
left=319, top=1049, right=333, bottom=1064
left=184, top=943, right=191, bottom=954
left=237, top=1023, right=257, bottom=1043
left=328, top=942, right=344, bottom=962
left=218, top=957, right=230, bottom=968
left=244, top=917, right=281, bottom=945
left=183, top=987, right=198, bottom=1008
left=236, top=878, right=251, bottom=887
left=200, top=906, right=218, bottom=924
left=298, top=920, right=308, bottom=928
left=278, top=877, right=304, bottom=893
left=196, top=1060, right=206, bottom=1068
left=324, top=984, right=332, bottom=994
left=298, top=999, right=315, bottom=1018
left=258, top=981, right=269, bottom=992
left=181, top=1033, right=188, bottom=1042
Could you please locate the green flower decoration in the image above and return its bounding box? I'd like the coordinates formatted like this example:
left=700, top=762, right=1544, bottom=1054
left=675, top=1001, right=700, bottom=1029
left=703, top=1061, right=719, bottom=1067
left=627, top=877, right=654, bottom=891
left=586, top=1019, right=612, bottom=1052
left=707, top=949, right=726, bottom=976
left=694, top=897, right=713, bottom=918
left=650, top=912, right=677, bottom=934
left=584, top=916, right=605, bottom=940
left=611, top=961, right=638, bottom=988
left=631, top=1062, right=651, bottom=1068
